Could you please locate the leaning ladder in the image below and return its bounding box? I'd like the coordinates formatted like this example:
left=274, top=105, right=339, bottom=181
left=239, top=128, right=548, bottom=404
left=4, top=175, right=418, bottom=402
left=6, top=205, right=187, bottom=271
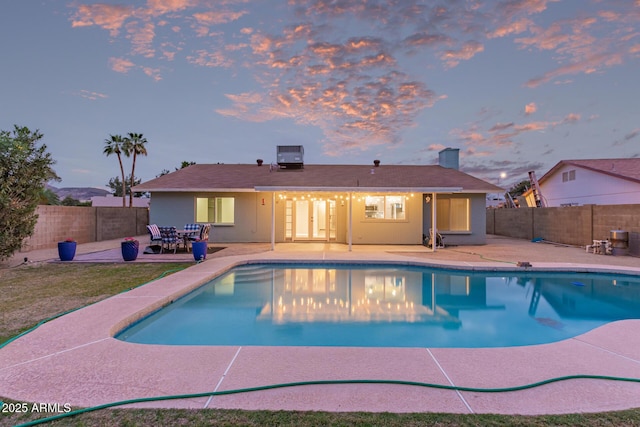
left=528, top=171, right=546, bottom=207
left=504, top=192, right=517, bottom=208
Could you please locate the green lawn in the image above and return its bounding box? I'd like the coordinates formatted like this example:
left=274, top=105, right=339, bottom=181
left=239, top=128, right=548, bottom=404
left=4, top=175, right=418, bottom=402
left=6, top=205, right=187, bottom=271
left=1, top=262, right=640, bottom=426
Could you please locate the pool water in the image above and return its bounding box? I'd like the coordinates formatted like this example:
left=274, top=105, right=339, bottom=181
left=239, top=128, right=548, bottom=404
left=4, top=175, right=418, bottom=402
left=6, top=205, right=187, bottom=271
left=116, top=263, right=640, bottom=348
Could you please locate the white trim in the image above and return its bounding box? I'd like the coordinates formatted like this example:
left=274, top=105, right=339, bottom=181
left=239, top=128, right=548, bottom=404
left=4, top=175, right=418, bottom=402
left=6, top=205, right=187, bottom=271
left=432, top=193, right=437, bottom=253
left=256, top=186, right=463, bottom=192
left=271, top=192, right=275, bottom=251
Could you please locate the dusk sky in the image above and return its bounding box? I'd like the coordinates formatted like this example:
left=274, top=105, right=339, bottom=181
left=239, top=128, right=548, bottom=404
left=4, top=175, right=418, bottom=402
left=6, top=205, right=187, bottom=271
left=2, top=0, right=639, bottom=191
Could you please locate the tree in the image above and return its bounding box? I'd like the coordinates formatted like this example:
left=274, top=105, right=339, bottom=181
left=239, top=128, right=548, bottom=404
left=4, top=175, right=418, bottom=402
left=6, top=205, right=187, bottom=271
left=0, top=125, right=59, bottom=261
left=107, top=175, right=141, bottom=199
left=178, top=160, right=195, bottom=169
left=156, top=161, right=195, bottom=178
left=123, top=132, right=148, bottom=208
left=103, top=134, right=127, bottom=207
left=508, top=179, right=531, bottom=198
left=61, top=195, right=81, bottom=206
left=39, top=188, right=60, bottom=205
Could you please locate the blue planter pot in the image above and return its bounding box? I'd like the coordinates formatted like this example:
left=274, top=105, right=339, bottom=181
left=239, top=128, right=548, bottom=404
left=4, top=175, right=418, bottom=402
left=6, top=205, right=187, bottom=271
left=192, top=241, right=208, bottom=261
left=121, top=240, right=139, bottom=261
left=58, top=241, right=77, bottom=261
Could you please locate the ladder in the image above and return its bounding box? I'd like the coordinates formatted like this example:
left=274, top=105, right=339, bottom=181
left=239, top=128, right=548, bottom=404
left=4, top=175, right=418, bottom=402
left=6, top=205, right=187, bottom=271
left=504, top=192, right=517, bottom=208
left=528, top=171, right=546, bottom=207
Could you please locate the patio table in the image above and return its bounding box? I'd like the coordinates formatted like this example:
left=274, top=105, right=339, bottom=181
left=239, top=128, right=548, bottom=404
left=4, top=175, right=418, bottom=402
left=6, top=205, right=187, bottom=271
left=176, top=229, right=198, bottom=252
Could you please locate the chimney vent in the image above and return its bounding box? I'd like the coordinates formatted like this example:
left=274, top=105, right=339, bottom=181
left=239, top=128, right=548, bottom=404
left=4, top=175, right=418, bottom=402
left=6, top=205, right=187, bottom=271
left=373, top=159, right=380, bottom=167
left=438, top=148, right=459, bottom=170
left=257, top=159, right=263, bottom=166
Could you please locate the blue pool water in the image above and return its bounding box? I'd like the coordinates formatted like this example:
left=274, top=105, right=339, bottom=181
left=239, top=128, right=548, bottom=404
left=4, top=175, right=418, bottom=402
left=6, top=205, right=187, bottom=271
left=116, top=263, right=640, bottom=348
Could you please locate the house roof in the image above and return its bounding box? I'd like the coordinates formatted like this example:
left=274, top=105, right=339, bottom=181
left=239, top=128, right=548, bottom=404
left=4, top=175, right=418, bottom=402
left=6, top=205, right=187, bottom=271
left=135, top=163, right=502, bottom=193
left=539, top=158, right=640, bottom=184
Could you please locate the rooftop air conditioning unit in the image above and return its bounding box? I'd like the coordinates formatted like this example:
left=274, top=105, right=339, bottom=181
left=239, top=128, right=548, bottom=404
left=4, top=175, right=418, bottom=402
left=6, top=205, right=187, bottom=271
left=277, top=145, right=304, bottom=169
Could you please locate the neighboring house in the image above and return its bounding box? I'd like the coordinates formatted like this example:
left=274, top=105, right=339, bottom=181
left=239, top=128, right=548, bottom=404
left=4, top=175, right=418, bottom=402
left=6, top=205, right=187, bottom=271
left=134, top=147, right=501, bottom=247
left=90, top=195, right=150, bottom=208
left=526, top=159, right=640, bottom=207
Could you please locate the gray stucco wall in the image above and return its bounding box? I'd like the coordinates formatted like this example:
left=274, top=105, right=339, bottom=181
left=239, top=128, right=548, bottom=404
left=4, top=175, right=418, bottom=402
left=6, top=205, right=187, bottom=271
left=423, top=193, right=487, bottom=245
left=149, top=192, right=273, bottom=243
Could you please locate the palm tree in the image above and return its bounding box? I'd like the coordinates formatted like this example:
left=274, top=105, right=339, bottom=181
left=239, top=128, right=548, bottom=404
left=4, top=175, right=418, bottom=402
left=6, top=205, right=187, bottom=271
left=124, top=132, right=148, bottom=208
left=103, top=134, right=127, bottom=207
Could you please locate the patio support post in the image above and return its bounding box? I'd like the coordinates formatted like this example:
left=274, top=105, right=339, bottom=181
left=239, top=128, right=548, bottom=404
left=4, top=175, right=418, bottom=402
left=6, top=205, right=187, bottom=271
left=348, top=191, right=353, bottom=252
left=271, top=192, right=276, bottom=251
left=431, top=192, right=437, bottom=253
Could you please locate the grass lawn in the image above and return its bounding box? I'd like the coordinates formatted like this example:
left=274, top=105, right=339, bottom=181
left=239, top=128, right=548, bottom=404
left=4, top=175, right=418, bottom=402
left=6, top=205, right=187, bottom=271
left=1, top=262, right=640, bottom=426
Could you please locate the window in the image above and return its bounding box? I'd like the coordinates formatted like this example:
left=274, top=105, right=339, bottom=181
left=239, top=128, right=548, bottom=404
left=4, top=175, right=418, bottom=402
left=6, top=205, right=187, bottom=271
left=195, top=197, right=235, bottom=224
left=562, top=170, right=576, bottom=182
left=364, top=195, right=406, bottom=220
left=436, top=198, right=469, bottom=231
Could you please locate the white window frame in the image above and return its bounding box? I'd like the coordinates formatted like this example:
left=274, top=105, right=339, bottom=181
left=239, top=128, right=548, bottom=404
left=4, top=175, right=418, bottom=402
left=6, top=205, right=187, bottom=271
left=195, top=196, right=235, bottom=225
left=363, top=195, right=407, bottom=221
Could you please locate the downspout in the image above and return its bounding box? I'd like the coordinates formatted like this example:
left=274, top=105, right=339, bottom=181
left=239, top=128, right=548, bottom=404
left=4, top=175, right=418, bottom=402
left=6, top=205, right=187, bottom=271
left=431, top=193, right=437, bottom=253
left=271, top=192, right=275, bottom=251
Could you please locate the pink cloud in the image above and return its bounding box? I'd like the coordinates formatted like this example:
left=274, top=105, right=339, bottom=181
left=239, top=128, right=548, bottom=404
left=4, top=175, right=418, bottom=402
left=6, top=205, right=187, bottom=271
left=126, top=20, right=156, bottom=57
left=427, top=143, right=447, bottom=151
left=109, top=57, right=135, bottom=73
left=440, top=41, right=484, bottom=68
left=145, top=0, right=192, bottom=16
left=525, top=52, right=623, bottom=87
left=524, top=102, right=537, bottom=115
left=71, top=4, right=133, bottom=36
left=488, top=18, right=533, bottom=38
left=142, top=66, right=162, bottom=81
left=192, top=10, right=247, bottom=25
left=187, top=49, right=234, bottom=68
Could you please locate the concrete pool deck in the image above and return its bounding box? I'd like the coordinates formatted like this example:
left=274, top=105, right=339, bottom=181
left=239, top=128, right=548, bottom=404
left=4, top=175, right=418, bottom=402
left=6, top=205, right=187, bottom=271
left=1, top=236, right=640, bottom=415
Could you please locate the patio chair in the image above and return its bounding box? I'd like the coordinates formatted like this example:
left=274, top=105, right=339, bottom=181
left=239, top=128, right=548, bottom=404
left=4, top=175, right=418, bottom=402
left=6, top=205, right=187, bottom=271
left=183, top=223, right=201, bottom=252
left=425, top=228, right=445, bottom=249
left=158, top=226, right=181, bottom=254
left=187, top=223, right=211, bottom=252
left=146, top=224, right=162, bottom=246
left=199, top=223, right=211, bottom=242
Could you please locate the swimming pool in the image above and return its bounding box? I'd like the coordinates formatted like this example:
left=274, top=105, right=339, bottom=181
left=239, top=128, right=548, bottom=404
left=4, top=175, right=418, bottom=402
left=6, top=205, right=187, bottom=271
left=116, top=263, right=640, bottom=348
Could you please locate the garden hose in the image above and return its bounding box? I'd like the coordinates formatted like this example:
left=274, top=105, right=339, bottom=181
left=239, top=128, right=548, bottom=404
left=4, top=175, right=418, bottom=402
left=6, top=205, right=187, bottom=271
left=11, top=374, right=640, bottom=426
left=447, top=248, right=518, bottom=264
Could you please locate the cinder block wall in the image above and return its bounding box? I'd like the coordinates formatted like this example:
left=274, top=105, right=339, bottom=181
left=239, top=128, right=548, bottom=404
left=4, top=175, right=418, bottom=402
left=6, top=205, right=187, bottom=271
left=533, top=206, right=593, bottom=246
left=592, top=205, right=640, bottom=241
left=493, top=208, right=534, bottom=240
left=488, top=204, right=640, bottom=247
left=22, top=206, right=148, bottom=251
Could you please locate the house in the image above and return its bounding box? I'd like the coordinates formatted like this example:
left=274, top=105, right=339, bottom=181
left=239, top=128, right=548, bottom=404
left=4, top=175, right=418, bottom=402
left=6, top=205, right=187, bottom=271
left=90, top=195, right=150, bottom=208
left=134, top=147, right=502, bottom=248
left=527, top=158, right=640, bottom=207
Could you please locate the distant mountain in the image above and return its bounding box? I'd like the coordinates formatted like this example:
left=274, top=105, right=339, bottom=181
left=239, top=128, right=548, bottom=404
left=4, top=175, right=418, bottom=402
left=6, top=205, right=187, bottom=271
left=47, top=185, right=110, bottom=202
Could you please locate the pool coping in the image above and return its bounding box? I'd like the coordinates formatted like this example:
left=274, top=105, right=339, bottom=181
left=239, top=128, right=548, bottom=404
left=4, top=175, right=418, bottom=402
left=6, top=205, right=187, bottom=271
left=1, top=250, right=640, bottom=415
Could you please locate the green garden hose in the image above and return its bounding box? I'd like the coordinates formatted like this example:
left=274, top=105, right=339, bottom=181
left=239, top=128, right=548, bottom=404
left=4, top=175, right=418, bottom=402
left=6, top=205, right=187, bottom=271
left=11, top=375, right=640, bottom=426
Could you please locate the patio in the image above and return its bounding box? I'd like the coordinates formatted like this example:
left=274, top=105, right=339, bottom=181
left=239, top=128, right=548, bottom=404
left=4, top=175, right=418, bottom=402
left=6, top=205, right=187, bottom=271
left=1, top=235, right=639, bottom=415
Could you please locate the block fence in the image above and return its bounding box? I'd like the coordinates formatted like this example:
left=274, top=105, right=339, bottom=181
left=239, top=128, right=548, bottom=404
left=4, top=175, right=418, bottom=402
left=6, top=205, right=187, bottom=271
left=21, top=205, right=149, bottom=251
left=486, top=204, right=640, bottom=248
